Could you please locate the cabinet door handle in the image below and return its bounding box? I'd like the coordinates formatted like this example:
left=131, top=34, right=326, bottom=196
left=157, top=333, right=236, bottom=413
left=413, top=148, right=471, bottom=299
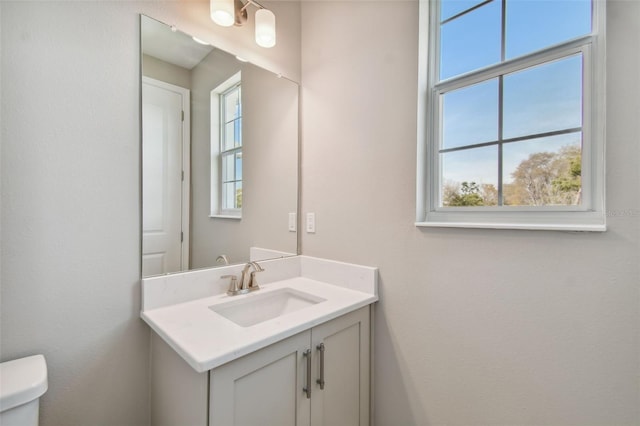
left=316, top=343, right=325, bottom=390
left=303, top=349, right=311, bottom=399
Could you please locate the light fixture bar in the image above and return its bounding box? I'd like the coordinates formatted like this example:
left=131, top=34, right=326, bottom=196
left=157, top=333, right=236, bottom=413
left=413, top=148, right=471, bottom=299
left=240, top=0, right=267, bottom=11
left=210, top=0, right=276, bottom=48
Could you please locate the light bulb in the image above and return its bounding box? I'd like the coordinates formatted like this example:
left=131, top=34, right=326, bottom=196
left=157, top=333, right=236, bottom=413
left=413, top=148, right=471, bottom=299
left=211, top=0, right=235, bottom=27
left=255, top=8, right=276, bottom=48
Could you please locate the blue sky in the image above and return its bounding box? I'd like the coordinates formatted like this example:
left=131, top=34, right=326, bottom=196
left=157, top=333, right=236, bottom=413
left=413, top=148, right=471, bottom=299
left=440, top=0, right=591, bottom=79
left=439, top=0, right=590, bottom=189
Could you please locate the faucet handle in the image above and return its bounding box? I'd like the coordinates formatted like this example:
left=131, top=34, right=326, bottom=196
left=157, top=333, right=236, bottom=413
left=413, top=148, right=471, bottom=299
left=250, top=261, right=264, bottom=272
left=248, top=264, right=264, bottom=290
left=221, top=275, right=239, bottom=295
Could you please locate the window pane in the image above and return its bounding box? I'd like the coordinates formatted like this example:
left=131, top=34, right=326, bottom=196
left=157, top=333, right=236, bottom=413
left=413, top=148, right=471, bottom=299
left=234, top=118, right=242, bottom=147
left=235, top=181, right=243, bottom=209
left=503, top=55, right=583, bottom=139
left=223, top=153, right=235, bottom=182
left=441, top=0, right=488, bottom=22
left=222, top=182, right=235, bottom=209
left=505, top=0, right=591, bottom=60
left=224, top=121, right=240, bottom=150
left=222, top=182, right=243, bottom=210
left=441, top=145, right=498, bottom=207
left=440, top=0, right=501, bottom=80
left=224, top=88, right=241, bottom=120
left=442, top=78, right=498, bottom=149
left=234, top=152, right=242, bottom=181
left=503, top=133, right=582, bottom=206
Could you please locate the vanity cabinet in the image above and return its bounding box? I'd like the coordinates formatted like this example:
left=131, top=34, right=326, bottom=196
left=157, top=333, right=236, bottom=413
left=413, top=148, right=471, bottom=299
left=210, top=306, right=370, bottom=426
left=209, top=328, right=310, bottom=425
left=150, top=306, right=370, bottom=426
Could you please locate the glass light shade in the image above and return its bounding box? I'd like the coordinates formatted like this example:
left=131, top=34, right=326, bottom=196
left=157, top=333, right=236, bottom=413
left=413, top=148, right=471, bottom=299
left=211, top=0, right=235, bottom=27
left=255, top=9, right=276, bottom=48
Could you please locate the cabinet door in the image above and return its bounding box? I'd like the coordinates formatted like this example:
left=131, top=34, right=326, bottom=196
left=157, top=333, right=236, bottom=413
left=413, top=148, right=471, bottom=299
left=311, top=307, right=370, bottom=426
left=210, top=330, right=312, bottom=426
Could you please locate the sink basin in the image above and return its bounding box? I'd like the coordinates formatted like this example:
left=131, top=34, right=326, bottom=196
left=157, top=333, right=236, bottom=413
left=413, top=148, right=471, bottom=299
left=210, top=288, right=326, bottom=327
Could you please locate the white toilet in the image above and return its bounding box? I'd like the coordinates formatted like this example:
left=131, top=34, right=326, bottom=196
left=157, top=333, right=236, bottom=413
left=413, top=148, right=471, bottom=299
left=0, top=355, right=48, bottom=426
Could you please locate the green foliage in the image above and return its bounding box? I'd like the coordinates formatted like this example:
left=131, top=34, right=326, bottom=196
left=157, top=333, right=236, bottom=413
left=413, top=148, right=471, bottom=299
left=236, top=188, right=243, bottom=208
left=444, top=182, right=484, bottom=206
left=443, top=145, right=581, bottom=207
left=552, top=146, right=581, bottom=193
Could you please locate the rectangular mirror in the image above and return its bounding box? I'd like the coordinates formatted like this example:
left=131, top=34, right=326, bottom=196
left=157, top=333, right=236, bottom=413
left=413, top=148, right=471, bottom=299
left=141, top=15, right=299, bottom=277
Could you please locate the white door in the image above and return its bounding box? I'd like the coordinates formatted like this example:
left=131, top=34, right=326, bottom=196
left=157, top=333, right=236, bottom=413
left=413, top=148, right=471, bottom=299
left=142, top=78, right=190, bottom=277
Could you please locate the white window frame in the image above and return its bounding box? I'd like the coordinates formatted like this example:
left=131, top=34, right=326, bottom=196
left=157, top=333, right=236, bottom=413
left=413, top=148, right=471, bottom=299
left=416, top=0, right=607, bottom=231
left=210, top=72, right=242, bottom=219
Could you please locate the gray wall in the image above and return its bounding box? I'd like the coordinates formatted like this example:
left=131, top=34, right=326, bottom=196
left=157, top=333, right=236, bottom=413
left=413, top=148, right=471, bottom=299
left=142, top=54, right=192, bottom=90
left=0, top=1, right=300, bottom=425
left=301, top=0, right=639, bottom=425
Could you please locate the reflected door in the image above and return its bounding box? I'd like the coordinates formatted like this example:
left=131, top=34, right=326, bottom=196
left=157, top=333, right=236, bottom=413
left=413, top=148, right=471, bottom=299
left=142, top=78, right=190, bottom=276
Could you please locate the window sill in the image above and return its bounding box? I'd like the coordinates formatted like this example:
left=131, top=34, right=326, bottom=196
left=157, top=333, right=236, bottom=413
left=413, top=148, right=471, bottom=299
left=415, top=221, right=606, bottom=232
left=209, top=214, right=242, bottom=220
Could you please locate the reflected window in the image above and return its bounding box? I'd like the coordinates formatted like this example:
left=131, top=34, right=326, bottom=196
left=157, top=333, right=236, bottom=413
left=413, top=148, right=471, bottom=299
left=210, top=72, right=242, bottom=218
left=220, top=83, right=243, bottom=212
left=418, top=0, right=606, bottom=230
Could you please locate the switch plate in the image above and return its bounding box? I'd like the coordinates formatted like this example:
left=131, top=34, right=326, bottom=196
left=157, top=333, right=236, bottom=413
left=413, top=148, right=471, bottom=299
left=306, top=212, right=316, bottom=233
left=288, top=212, right=296, bottom=232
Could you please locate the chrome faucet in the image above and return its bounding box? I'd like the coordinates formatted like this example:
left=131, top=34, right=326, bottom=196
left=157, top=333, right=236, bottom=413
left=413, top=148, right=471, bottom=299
left=216, top=255, right=230, bottom=265
left=240, top=261, right=264, bottom=291
left=223, top=261, right=264, bottom=296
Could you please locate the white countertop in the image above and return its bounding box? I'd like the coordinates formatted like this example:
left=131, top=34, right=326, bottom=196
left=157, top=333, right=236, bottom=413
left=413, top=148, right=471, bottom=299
left=141, top=256, right=378, bottom=372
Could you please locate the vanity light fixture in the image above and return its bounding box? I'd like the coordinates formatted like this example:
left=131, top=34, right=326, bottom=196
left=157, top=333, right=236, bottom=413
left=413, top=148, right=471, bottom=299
left=210, top=0, right=235, bottom=27
left=210, top=0, right=276, bottom=48
left=254, top=8, right=276, bottom=48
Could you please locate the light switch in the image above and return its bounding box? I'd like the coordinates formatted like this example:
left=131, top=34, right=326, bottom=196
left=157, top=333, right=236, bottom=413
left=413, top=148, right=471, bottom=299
left=288, top=212, right=296, bottom=232
left=306, top=212, right=316, bottom=233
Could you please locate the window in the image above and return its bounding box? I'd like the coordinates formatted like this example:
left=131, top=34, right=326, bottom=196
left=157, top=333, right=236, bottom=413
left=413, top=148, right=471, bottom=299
left=220, top=83, right=243, bottom=212
left=417, top=0, right=606, bottom=231
left=211, top=72, right=243, bottom=218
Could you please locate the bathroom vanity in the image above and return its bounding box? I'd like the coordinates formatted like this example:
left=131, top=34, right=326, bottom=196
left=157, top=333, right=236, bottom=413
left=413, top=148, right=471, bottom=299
left=141, top=256, right=378, bottom=426
left=138, top=15, right=377, bottom=425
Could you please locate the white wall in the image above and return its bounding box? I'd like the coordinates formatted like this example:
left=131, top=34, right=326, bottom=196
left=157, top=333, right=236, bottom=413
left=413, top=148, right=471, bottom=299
left=0, top=1, right=299, bottom=426
left=301, top=0, right=640, bottom=425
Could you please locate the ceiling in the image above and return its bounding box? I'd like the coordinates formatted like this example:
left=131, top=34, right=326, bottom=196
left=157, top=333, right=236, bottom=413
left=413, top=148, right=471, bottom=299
left=142, top=17, right=214, bottom=70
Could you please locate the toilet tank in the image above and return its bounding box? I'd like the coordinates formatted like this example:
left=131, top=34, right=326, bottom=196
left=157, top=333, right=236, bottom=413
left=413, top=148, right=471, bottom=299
left=0, top=355, right=48, bottom=426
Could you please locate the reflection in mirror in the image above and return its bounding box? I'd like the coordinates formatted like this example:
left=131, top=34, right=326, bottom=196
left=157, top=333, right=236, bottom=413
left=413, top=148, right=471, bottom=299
left=141, top=15, right=298, bottom=277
